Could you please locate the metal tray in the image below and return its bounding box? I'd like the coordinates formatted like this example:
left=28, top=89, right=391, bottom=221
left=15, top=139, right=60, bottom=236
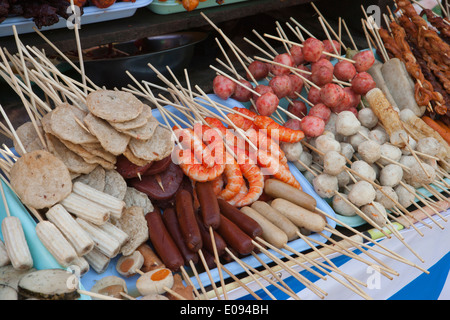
left=0, top=0, right=153, bottom=37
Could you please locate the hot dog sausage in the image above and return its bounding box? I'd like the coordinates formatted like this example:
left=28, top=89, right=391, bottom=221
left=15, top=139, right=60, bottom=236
left=162, top=207, right=199, bottom=265
left=270, top=198, right=326, bottom=233
left=216, top=214, right=254, bottom=256
left=250, top=201, right=299, bottom=241
left=240, top=206, right=288, bottom=249
left=194, top=212, right=227, bottom=256
left=217, top=198, right=263, bottom=239
left=264, top=179, right=317, bottom=212
left=175, top=190, right=203, bottom=252
left=145, top=206, right=184, bottom=272
left=195, top=181, right=221, bottom=229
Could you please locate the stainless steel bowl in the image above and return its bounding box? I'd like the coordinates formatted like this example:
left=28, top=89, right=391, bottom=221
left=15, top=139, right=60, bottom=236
left=73, top=31, right=208, bottom=89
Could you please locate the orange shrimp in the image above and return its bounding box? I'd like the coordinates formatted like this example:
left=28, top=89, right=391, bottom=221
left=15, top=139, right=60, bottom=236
left=196, top=122, right=226, bottom=166
left=229, top=150, right=264, bottom=207
left=227, top=107, right=258, bottom=131
left=173, top=126, right=216, bottom=168
left=211, top=175, right=224, bottom=196
left=245, top=128, right=288, bottom=166
left=253, top=115, right=305, bottom=143
left=218, top=159, right=245, bottom=201
left=227, top=183, right=248, bottom=207
left=257, top=151, right=301, bottom=189
left=176, top=151, right=225, bottom=183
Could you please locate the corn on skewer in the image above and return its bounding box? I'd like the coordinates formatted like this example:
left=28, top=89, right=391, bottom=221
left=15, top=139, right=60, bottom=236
left=35, top=220, right=78, bottom=268
left=76, top=218, right=121, bottom=259
left=1, top=216, right=33, bottom=270
left=72, top=182, right=125, bottom=219
left=84, top=247, right=110, bottom=274
left=46, top=204, right=95, bottom=256
left=61, top=193, right=110, bottom=225
left=97, top=221, right=129, bottom=248
left=0, top=239, right=10, bottom=267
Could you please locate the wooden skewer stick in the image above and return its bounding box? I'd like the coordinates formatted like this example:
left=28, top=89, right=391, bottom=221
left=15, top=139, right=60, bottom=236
left=288, top=17, right=315, bottom=39
left=249, top=252, right=299, bottom=298
left=230, top=252, right=302, bottom=300
left=317, top=207, right=429, bottom=274
left=263, top=33, right=355, bottom=63
left=310, top=2, right=348, bottom=51
left=252, top=239, right=327, bottom=299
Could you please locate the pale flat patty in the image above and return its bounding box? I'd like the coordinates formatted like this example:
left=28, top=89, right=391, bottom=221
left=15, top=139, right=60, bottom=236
left=50, top=104, right=98, bottom=145
left=83, top=113, right=130, bottom=156
left=109, top=104, right=153, bottom=132
left=128, top=125, right=174, bottom=162
left=86, top=90, right=144, bottom=123
left=10, top=150, right=72, bottom=209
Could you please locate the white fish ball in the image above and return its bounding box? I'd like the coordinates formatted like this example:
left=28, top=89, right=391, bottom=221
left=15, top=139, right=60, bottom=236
left=335, top=111, right=361, bottom=136
left=348, top=181, right=376, bottom=206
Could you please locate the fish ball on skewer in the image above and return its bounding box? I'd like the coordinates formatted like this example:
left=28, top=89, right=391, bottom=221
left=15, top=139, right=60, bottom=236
left=337, top=170, right=351, bottom=188
left=312, top=173, right=339, bottom=199
left=375, top=186, right=398, bottom=210
left=280, top=142, right=303, bottom=162
left=357, top=140, right=381, bottom=164
left=348, top=181, right=376, bottom=206
left=379, top=143, right=402, bottom=166
left=340, top=142, right=355, bottom=161
left=315, top=135, right=341, bottom=155
left=416, top=137, right=442, bottom=157
left=395, top=184, right=416, bottom=208
left=368, top=127, right=388, bottom=145
left=348, top=127, right=370, bottom=149
left=335, top=111, right=361, bottom=136
left=332, top=194, right=356, bottom=216
left=361, top=202, right=387, bottom=227
left=408, top=162, right=436, bottom=187
left=323, top=151, right=347, bottom=176
left=379, top=164, right=403, bottom=187
left=294, top=152, right=313, bottom=172
left=357, top=108, right=378, bottom=129
left=351, top=160, right=377, bottom=182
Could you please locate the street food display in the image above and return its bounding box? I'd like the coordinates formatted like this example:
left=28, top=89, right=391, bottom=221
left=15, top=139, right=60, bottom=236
left=0, top=0, right=448, bottom=301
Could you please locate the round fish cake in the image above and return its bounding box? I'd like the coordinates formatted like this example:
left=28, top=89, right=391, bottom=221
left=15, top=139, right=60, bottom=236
left=10, top=150, right=72, bottom=209
left=83, top=113, right=130, bottom=156
left=128, top=125, right=174, bottom=162
left=109, top=105, right=153, bottom=132
left=86, top=90, right=144, bottom=123
left=50, top=104, right=98, bottom=145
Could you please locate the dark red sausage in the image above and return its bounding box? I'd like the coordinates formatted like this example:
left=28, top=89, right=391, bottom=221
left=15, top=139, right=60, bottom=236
left=194, top=212, right=227, bottom=256
left=115, top=155, right=153, bottom=179
left=129, top=162, right=184, bottom=201
left=216, top=214, right=254, bottom=256
left=200, top=249, right=217, bottom=270
left=195, top=181, right=221, bottom=229
left=175, top=189, right=203, bottom=252
left=162, top=207, right=199, bottom=265
left=145, top=206, right=184, bottom=272
left=142, top=156, right=171, bottom=176
left=217, top=199, right=263, bottom=239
